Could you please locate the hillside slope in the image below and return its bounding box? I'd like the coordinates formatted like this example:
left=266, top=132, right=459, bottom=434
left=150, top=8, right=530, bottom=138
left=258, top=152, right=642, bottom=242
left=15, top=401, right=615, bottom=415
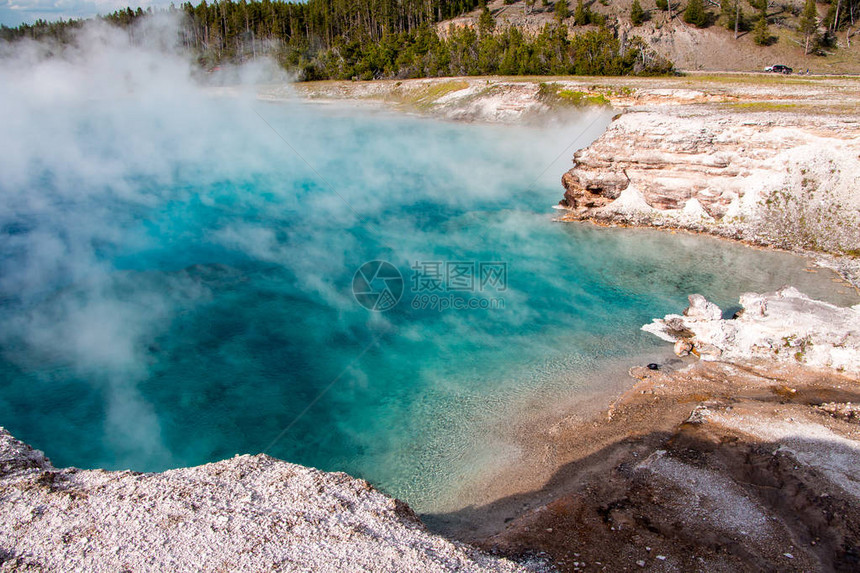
left=439, top=0, right=860, bottom=73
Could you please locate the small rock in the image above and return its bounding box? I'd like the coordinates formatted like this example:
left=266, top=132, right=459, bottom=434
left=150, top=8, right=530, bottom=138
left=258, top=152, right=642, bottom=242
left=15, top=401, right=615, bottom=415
left=818, top=402, right=860, bottom=422
left=684, top=294, right=722, bottom=321
left=665, top=317, right=693, bottom=338
left=784, top=553, right=794, bottom=559
left=685, top=405, right=711, bottom=424
left=656, top=555, right=667, bottom=560
left=674, top=339, right=693, bottom=357
left=695, top=342, right=723, bottom=359
left=637, top=560, right=646, bottom=567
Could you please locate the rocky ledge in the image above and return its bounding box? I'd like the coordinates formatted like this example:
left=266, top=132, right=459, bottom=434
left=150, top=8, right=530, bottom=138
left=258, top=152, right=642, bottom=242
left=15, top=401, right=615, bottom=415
left=643, top=288, right=860, bottom=375
left=0, top=429, right=525, bottom=572
left=464, top=290, right=860, bottom=571
left=559, top=109, right=860, bottom=286
left=476, top=357, right=860, bottom=572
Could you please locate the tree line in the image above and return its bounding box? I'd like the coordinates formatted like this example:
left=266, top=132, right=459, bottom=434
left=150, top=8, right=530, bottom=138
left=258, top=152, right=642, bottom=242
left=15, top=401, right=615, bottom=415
left=1, top=0, right=674, bottom=78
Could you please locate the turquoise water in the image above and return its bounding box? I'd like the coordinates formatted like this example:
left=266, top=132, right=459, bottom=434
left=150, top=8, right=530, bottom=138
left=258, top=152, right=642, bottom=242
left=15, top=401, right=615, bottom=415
left=1, top=93, right=856, bottom=512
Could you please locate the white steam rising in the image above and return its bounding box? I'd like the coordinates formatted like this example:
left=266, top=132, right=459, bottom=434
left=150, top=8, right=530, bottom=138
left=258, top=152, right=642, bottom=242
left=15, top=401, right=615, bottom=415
left=0, top=15, right=612, bottom=471
left=0, top=16, right=273, bottom=468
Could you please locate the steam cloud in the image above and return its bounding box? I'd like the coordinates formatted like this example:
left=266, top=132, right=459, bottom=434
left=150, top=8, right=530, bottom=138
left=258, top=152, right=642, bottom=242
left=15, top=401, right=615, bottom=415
left=0, top=15, right=612, bottom=474
left=0, top=16, right=280, bottom=468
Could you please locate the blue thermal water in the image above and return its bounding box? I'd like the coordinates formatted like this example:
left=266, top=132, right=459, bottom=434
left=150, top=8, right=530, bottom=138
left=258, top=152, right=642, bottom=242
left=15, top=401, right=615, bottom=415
left=0, top=98, right=856, bottom=513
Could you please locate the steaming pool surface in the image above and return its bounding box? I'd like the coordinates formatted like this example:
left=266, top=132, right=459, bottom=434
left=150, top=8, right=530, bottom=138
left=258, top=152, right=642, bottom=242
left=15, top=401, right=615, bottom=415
left=1, top=91, right=857, bottom=513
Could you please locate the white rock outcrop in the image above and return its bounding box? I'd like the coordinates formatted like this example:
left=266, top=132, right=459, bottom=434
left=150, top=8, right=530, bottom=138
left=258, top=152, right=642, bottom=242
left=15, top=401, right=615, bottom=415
left=560, top=110, right=860, bottom=259
left=0, top=428, right=525, bottom=572
left=643, top=288, right=860, bottom=374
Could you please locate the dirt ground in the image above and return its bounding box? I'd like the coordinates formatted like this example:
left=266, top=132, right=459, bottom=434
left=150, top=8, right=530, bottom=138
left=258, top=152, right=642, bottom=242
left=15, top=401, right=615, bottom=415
left=424, top=358, right=860, bottom=571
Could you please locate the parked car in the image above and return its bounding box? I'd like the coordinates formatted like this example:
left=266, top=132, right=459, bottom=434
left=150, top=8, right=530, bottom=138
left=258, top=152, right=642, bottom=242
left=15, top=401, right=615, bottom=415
left=764, top=65, right=793, bottom=74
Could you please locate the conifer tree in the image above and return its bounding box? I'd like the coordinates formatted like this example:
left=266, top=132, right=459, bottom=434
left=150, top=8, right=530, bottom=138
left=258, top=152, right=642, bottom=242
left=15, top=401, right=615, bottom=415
left=479, top=5, right=495, bottom=34
left=631, top=0, right=646, bottom=25
left=799, top=0, right=819, bottom=54
left=555, top=0, right=570, bottom=22
left=683, top=0, right=709, bottom=27
left=721, top=0, right=732, bottom=23
left=720, top=0, right=743, bottom=36
left=753, top=4, right=771, bottom=45
left=573, top=0, right=590, bottom=24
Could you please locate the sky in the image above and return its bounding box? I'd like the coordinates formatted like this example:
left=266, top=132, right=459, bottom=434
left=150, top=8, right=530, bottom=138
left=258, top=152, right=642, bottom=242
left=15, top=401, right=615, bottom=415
left=1, top=0, right=171, bottom=26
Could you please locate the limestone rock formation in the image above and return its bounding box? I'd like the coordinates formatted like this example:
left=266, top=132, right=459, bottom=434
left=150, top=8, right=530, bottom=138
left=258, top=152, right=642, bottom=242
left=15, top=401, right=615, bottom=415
left=643, top=288, right=860, bottom=374
left=0, top=428, right=525, bottom=572
left=560, top=110, right=860, bottom=258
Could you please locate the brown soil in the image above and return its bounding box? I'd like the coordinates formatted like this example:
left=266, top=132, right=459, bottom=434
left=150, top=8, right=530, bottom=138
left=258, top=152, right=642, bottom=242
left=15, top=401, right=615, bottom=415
left=425, top=359, right=860, bottom=572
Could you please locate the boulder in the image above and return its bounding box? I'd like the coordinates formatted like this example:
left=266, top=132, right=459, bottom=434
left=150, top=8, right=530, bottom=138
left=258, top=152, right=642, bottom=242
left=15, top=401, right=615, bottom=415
left=684, top=294, right=722, bottom=321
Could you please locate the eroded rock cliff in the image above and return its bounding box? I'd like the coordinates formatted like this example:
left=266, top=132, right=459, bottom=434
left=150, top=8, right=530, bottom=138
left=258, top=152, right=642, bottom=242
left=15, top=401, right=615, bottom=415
left=559, top=109, right=860, bottom=266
